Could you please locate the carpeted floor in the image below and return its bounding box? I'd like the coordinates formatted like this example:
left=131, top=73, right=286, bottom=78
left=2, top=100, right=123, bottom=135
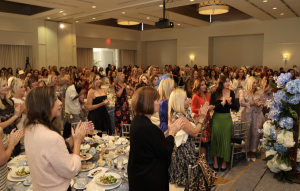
left=170, top=155, right=300, bottom=191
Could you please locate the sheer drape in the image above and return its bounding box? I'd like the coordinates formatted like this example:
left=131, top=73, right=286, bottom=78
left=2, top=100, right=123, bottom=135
left=77, top=48, right=93, bottom=69
left=0, top=45, right=33, bottom=71
left=119, top=50, right=136, bottom=68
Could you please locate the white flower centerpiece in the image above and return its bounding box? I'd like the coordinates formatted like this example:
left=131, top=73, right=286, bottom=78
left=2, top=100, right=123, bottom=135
left=261, top=73, right=300, bottom=183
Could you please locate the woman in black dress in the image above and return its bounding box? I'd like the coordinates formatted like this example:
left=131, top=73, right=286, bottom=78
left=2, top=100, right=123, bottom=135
left=87, top=74, right=112, bottom=134
left=128, top=87, right=185, bottom=191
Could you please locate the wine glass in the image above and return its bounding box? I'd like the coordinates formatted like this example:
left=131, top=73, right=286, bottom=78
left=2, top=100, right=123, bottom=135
left=121, top=139, right=126, bottom=150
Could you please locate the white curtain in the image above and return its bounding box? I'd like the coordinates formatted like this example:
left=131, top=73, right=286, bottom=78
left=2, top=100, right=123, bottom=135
left=77, top=48, right=93, bottom=69
left=119, top=50, right=136, bottom=68
left=0, top=45, right=33, bottom=72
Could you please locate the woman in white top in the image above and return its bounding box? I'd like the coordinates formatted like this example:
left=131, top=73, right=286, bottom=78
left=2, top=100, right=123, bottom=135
left=10, top=78, right=27, bottom=150
left=232, top=68, right=247, bottom=110
left=24, top=86, right=93, bottom=191
left=41, top=69, right=49, bottom=84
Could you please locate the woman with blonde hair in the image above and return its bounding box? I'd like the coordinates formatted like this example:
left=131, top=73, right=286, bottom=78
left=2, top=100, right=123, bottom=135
left=83, top=68, right=90, bottom=94
left=0, top=127, right=24, bottom=191
left=232, top=68, right=247, bottom=109
left=147, top=65, right=157, bottom=77
left=158, top=78, right=175, bottom=132
left=114, top=72, right=131, bottom=133
left=168, top=88, right=209, bottom=186
left=0, top=78, right=23, bottom=135
left=48, top=75, right=63, bottom=101
left=239, top=76, right=265, bottom=162
left=87, top=74, right=112, bottom=132
left=136, top=74, right=149, bottom=90
left=10, top=78, right=27, bottom=150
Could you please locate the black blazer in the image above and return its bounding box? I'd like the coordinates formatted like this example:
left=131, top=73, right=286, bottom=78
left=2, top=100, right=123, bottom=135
left=128, top=115, right=174, bottom=191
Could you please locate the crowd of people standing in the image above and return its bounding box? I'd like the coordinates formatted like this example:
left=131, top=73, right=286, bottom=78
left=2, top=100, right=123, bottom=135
left=0, top=63, right=299, bottom=190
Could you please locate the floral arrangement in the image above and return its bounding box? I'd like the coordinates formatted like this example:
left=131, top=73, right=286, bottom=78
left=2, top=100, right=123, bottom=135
left=261, top=73, right=300, bottom=183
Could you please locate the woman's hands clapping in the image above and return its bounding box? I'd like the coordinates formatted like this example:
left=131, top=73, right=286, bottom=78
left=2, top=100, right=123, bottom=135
left=14, top=104, right=24, bottom=118
left=198, top=102, right=210, bottom=123
left=8, top=128, right=25, bottom=147
left=168, top=118, right=186, bottom=137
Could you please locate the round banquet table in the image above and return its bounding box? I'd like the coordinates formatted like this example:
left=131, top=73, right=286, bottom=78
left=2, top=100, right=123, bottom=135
left=7, top=144, right=130, bottom=191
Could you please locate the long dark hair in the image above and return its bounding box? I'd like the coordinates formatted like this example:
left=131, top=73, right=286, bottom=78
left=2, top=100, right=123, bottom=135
left=287, top=69, right=296, bottom=80
left=24, top=86, right=60, bottom=135
left=265, top=74, right=275, bottom=89
left=109, top=71, right=116, bottom=85
left=222, top=66, right=229, bottom=77
left=215, top=75, right=228, bottom=100
left=209, top=70, right=218, bottom=80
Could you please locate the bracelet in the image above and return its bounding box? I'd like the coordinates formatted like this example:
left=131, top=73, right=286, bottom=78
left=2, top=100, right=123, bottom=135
left=197, top=121, right=204, bottom=126
left=8, top=144, right=15, bottom=150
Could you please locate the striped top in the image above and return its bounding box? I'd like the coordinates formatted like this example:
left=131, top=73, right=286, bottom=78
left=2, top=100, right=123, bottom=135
left=0, top=134, right=8, bottom=191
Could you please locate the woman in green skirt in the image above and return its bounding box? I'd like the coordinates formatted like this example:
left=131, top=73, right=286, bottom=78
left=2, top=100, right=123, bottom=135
left=210, top=76, right=238, bottom=171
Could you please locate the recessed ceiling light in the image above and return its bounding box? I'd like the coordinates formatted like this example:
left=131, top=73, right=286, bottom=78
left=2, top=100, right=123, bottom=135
left=63, top=13, right=67, bottom=15
left=92, top=6, right=96, bottom=8
left=122, top=12, right=125, bottom=14
left=147, top=17, right=150, bottom=19
left=190, top=0, right=194, bottom=1
left=59, top=11, right=63, bottom=13
left=47, top=17, right=50, bottom=19
left=60, top=24, right=64, bottom=28
left=273, top=7, right=277, bottom=9
left=263, top=0, right=267, bottom=2
left=76, top=21, right=79, bottom=23
left=178, top=24, right=180, bottom=25
left=159, top=5, right=163, bottom=7
left=280, top=13, right=284, bottom=15
left=93, top=18, right=96, bottom=19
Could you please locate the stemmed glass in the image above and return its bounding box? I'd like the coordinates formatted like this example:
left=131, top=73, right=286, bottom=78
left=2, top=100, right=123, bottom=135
left=121, top=139, right=126, bottom=150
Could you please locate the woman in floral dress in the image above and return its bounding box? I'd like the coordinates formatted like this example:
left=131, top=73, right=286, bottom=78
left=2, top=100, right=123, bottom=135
left=127, top=68, right=139, bottom=95
left=239, top=76, right=265, bottom=162
left=168, top=89, right=209, bottom=187
left=114, top=72, right=131, bottom=133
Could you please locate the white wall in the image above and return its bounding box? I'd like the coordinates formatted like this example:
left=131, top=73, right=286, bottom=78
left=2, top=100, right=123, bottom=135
left=146, top=40, right=177, bottom=70
left=141, top=17, right=300, bottom=71
left=93, top=48, right=118, bottom=68
left=212, top=34, right=264, bottom=68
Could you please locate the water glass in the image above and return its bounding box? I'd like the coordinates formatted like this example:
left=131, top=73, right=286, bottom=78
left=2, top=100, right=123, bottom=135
left=121, top=139, right=126, bottom=149
left=117, top=156, right=123, bottom=175
left=106, top=156, right=112, bottom=170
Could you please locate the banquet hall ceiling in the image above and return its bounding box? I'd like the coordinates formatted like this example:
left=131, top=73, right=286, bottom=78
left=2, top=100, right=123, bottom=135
left=1, top=0, right=300, bottom=30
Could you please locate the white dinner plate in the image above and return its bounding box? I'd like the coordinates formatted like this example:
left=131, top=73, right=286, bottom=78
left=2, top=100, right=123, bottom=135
left=81, top=163, right=95, bottom=172
left=80, top=153, right=93, bottom=161
left=80, top=144, right=90, bottom=153
left=10, top=166, right=30, bottom=178
left=9, top=155, right=27, bottom=164
left=73, top=182, right=87, bottom=190
left=95, top=172, right=121, bottom=186
left=7, top=167, right=27, bottom=182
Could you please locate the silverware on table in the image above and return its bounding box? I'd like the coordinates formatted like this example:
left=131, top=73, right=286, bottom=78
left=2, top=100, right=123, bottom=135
left=121, top=177, right=129, bottom=185
left=13, top=182, right=22, bottom=187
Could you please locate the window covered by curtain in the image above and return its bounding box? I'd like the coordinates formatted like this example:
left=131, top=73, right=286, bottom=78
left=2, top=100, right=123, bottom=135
left=0, top=45, right=33, bottom=71
left=77, top=48, right=93, bottom=69
left=119, top=50, right=136, bottom=68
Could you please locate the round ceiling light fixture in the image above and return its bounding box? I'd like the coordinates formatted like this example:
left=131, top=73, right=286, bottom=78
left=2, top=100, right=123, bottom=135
left=60, top=23, right=64, bottom=28
left=117, top=19, right=140, bottom=26
left=198, top=0, right=229, bottom=15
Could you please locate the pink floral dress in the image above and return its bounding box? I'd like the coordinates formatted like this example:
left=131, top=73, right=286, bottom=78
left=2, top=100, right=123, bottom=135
left=239, top=89, right=265, bottom=152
